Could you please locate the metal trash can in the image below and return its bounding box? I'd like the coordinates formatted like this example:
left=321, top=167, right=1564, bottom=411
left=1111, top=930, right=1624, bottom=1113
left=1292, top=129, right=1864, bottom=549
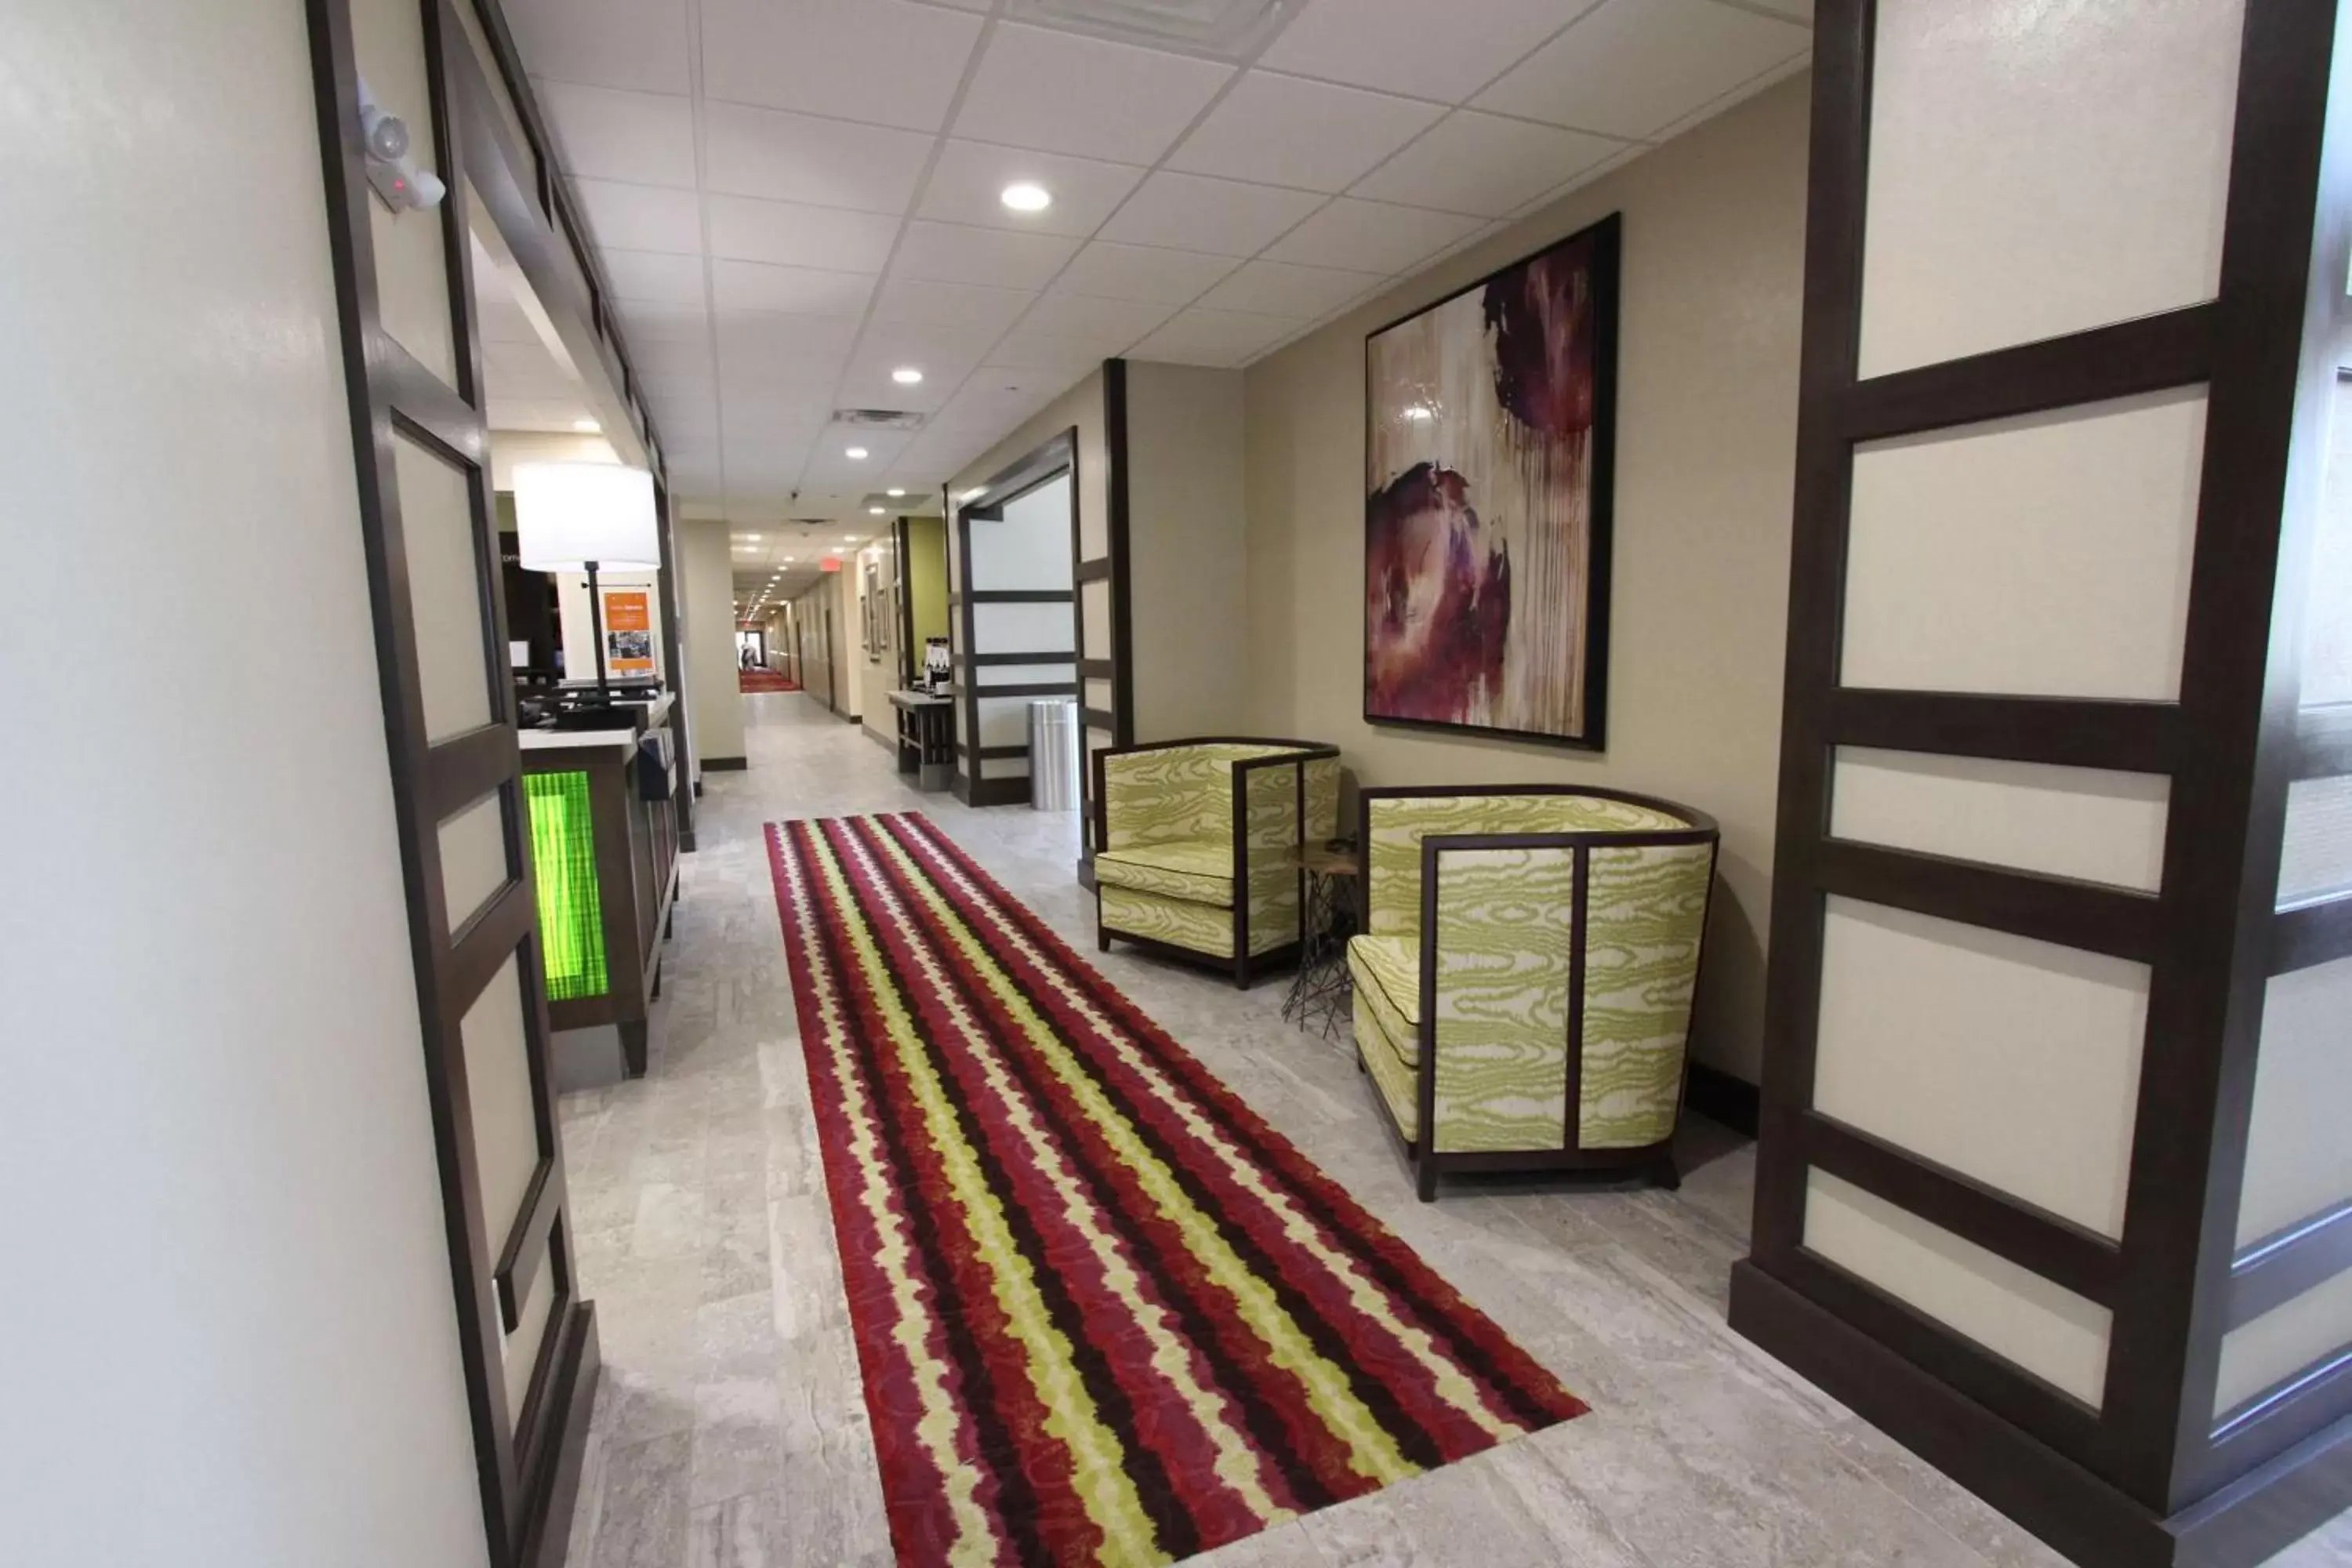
left=1027, top=698, right=1081, bottom=811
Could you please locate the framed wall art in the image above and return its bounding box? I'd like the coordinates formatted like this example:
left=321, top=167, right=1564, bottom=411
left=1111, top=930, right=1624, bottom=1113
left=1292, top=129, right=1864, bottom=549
left=1363, top=212, right=1620, bottom=749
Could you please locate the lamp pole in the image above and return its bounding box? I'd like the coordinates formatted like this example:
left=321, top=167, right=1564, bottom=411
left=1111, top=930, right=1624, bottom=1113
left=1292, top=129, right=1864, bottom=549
left=585, top=559, right=608, bottom=701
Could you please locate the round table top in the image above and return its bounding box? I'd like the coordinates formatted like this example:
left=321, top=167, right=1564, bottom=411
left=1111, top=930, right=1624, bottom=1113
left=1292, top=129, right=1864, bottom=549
left=1299, top=844, right=1360, bottom=877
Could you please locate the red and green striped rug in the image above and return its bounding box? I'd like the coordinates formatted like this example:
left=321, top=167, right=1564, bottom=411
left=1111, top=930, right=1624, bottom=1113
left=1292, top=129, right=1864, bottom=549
left=766, top=812, right=1585, bottom=1567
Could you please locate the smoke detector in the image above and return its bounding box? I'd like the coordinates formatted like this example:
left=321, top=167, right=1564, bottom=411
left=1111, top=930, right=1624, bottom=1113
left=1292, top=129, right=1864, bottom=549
left=1004, top=0, right=1292, bottom=60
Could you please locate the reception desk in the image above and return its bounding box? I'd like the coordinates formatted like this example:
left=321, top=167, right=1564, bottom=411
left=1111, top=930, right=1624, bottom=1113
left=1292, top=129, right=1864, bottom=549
left=520, top=694, right=678, bottom=1076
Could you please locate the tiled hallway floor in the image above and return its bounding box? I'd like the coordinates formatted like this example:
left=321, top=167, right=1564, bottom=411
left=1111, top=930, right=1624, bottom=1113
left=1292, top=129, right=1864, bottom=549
left=557, top=695, right=2347, bottom=1568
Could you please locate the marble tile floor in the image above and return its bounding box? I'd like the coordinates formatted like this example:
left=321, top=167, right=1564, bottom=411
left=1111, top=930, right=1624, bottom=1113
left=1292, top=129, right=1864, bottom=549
left=557, top=694, right=2347, bottom=1568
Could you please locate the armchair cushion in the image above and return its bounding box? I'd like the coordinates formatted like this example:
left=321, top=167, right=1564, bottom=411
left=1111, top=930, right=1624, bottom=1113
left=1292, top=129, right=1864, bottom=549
left=1094, top=839, right=1233, bottom=907
left=1345, top=935, right=1420, bottom=1062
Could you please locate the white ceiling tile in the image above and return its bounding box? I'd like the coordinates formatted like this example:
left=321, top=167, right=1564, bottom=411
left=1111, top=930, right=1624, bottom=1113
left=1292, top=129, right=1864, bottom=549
left=571, top=178, right=703, bottom=255
left=699, top=0, right=984, bottom=132
left=916, top=141, right=1148, bottom=238
left=483, top=339, right=579, bottom=401
left=1129, top=308, right=1298, bottom=367
left=846, top=321, right=1004, bottom=386
left=1262, top=196, right=1485, bottom=274
left=951, top=22, right=1232, bottom=164
left=1053, top=241, right=1239, bottom=306
left=716, top=314, right=861, bottom=392
left=1352, top=111, right=1622, bottom=217
left=601, top=248, right=709, bottom=305
left=537, top=82, right=699, bottom=188
left=630, top=338, right=717, bottom=387
left=504, top=0, right=690, bottom=94
left=612, top=298, right=713, bottom=349
left=871, top=276, right=1036, bottom=335
left=1096, top=172, right=1323, bottom=257
left=1016, top=292, right=1174, bottom=346
left=1256, top=0, right=1591, bottom=103
left=832, top=358, right=951, bottom=415
left=706, top=195, right=899, bottom=272
left=892, top=221, right=1080, bottom=290
left=982, top=329, right=1112, bottom=374
left=703, top=101, right=935, bottom=212
left=1748, top=0, right=1813, bottom=18
left=1193, top=259, right=1385, bottom=319
left=711, top=259, right=874, bottom=317
left=1167, top=72, right=1444, bottom=194
left=1474, top=0, right=1810, bottom=140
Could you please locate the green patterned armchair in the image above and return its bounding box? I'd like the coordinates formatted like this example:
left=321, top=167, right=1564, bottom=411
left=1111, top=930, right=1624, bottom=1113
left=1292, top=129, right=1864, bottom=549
left=1346, top=786, right=1720, bottom=1200
left=1093, top=739, right=1341, bottom=989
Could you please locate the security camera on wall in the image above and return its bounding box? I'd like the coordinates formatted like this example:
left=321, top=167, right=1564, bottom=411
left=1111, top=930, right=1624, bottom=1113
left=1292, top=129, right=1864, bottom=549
left=357, top=75, right=447, bottom=213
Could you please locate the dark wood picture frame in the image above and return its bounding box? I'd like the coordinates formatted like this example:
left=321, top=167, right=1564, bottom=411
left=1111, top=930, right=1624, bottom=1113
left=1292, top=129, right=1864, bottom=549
left=1362, top=213, right=1621, bottom=753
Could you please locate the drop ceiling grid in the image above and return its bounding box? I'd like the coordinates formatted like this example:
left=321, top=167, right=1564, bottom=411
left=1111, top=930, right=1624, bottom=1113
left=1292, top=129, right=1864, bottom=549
left=499, top=0, right=1813, bottom=523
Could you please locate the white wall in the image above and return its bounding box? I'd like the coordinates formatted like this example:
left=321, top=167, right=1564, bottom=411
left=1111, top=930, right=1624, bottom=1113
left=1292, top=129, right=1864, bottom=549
left=678, top=519, right=746, bottom=767
left=0, top=2, right=488, bottom=1565
left=1127, top=363, right=1248, bottom=740
left=1243, top=77, right=1808, bottom=1080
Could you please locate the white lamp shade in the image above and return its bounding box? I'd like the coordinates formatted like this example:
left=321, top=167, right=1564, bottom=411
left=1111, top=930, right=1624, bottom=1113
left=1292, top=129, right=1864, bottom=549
left=512, top=462, right=659, bottom=571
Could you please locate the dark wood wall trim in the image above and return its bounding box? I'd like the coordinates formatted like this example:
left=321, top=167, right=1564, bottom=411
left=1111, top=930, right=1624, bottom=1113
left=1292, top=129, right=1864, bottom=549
left=1736, top=0, right=2352, bottom=1555
left=1828, top=689, right=2184, bottom=774
left=2227, top=1199, right=2352, bottom=1331
left=2270, top=894, right=2352, bottom=975
left=957, top=681, right=1078, bottom=699
left=954, top=426, right=1078, bottom=805
left=966, top=589, right=1075, bottom=604
left=964, top=649, right=1076, bottom=666
left=1105, top=358, right=1136, bottom=746
left=306, top=3, right=604, bottom=1563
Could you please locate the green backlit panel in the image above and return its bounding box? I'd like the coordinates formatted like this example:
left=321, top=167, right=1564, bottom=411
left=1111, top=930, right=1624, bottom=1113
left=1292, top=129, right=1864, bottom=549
left=525, top=770, right=608, bottom=1001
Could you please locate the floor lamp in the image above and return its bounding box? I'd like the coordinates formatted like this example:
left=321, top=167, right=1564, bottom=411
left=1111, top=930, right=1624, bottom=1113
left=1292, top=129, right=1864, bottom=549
left=513, top=461, right=660, bottom=728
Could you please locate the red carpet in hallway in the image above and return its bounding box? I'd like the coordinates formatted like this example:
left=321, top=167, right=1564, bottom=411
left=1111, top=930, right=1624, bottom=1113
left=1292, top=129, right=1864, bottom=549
left=766, top=811, right=1584, bottom=1568
left=739, top=668, right=797, bottom=692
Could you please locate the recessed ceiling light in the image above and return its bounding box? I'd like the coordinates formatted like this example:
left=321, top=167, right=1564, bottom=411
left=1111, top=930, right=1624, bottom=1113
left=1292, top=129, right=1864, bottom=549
left=1403, top=404, right=1435, bottom=422
left=1000, top=183, right=1051, bottom=213
left=891, top=366, right=924, bottom=385
left=886, top=488, right=906, bottom=497
left=572, top=419, right=600, bottom=433
left=845, top=446, right=869, bottom=460
left=746, top=533, right=761, bottom=541
left=868, top=506, right=885, bottom=515
left=782, top=557, right=794, bottom=562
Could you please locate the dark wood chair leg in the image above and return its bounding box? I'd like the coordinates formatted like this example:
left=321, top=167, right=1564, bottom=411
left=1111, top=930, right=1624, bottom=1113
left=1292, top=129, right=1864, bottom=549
left=619, top=1020, right=649, bottom=1079
left=1653, top=1152, right=1682, bottom=1192
left=1097, top=925, right=1111, bottom=953
left=1234, top=953, right=1253, bottom=990
left=1416, top=1154, right=1439, bottom=1203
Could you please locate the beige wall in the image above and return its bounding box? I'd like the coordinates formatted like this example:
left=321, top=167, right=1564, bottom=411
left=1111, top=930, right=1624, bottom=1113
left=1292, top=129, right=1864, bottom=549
left=793, top=568, right=858, bottom=719
left=1240, top=76, right=1809, bottom=1080
left=1127, top=363, right=1249, bottom=741
left=678, top=518, right=746, bottom=767
left=855, top=541, right=898, bottom=748
left=2, top=0, right=488, bottom=1561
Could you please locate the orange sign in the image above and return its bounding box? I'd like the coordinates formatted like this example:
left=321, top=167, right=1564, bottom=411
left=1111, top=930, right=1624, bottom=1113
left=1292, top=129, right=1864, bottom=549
left=602, top=589, right=655, bottom=676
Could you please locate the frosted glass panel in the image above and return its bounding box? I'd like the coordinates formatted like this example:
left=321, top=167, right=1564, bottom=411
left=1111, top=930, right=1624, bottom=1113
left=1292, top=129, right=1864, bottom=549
left=2213, top=1268, right=2352, bottom=1421
left=1842, top=390, right=2203, bottom=699
left=1815, top=898, right=2149, bottom=1236
left=2278, top=775, right=2352, bottom=905
left=1083, top=579, right=1112, bottom=651
left=1831, top=749, right=2170, bottom=893
left=1084, top=678, right=1115, bottom=713
left=1806, top=1169, right=2112, bottom=1406
left=2237, top=956, right=2352, bottom=1247
left=976, top=693, right=1043, bottom=747
left=1858, top=0, right=2241, bottom=376
left=971, top=601, right=1076, bottom=652
left=395, top=432, right=492, bottom=741
left=461, top=955, right=540, bottom=1247
left=975, top=662, right=1076, bottom=688
left=438, top=791, right=509, bottom=934
left=2304, top=378, right=2352, bottom=705
left=351, top=0, right=456, bottom=383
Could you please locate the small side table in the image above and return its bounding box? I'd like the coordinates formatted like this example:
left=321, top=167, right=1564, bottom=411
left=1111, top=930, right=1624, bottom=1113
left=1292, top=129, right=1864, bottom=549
left=1282, top=842, right=1359, bottom=1039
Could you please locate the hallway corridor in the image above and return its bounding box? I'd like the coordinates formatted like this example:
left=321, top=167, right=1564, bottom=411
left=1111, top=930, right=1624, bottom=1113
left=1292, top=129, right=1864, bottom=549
left=549, top=691, right=2155, bottom=1568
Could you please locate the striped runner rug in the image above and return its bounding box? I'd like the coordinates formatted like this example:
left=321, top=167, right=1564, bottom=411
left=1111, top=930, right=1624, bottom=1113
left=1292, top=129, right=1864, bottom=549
left=766, top=812, right=1586, bottom=1567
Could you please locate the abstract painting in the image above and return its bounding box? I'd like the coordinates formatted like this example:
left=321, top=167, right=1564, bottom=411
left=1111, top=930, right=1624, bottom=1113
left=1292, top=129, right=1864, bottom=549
left=1364, top=213, right=1619, bottom=748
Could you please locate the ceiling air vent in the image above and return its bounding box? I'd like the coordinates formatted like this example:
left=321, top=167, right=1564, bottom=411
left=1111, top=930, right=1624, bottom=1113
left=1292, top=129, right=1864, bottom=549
left=1004, top=0, right=1292, bottom=61
left=832, top=408, right=925, bottom=430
